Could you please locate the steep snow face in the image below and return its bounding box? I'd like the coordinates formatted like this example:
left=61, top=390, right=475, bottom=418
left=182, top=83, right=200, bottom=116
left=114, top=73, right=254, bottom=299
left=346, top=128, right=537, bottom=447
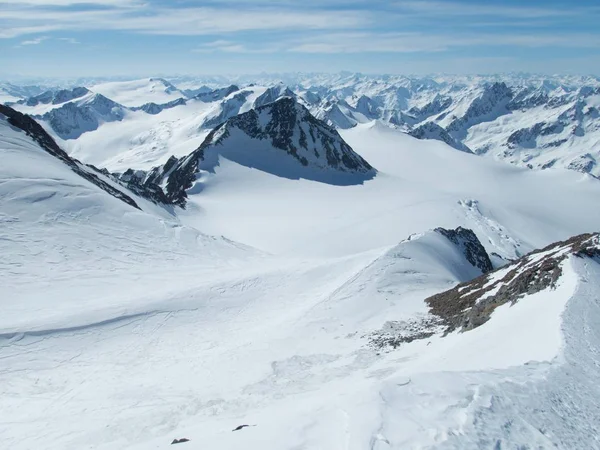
left=311, top=228, right=495, bottom=334
left=3, top=217, right=598, bottom=450
left=90, top=78, right=186, bottom=107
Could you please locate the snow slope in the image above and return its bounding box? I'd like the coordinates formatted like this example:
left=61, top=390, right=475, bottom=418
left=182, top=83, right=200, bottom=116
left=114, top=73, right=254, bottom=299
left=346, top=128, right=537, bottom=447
left=0, top=107, right=255, bottom=332
left=176, top=122, right=600, bottom=258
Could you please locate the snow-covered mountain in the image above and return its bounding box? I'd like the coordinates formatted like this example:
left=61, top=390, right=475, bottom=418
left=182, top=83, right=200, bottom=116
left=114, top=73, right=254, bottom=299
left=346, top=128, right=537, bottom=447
left=3, top=73, right=600, bottom=450
left=120, top=97, right=375, bottom=206
left=16, top=86, right=91, bottom=107
left=7, top=73, right=599, bottom=178
left=89, top=77, right=186, bottom=107
left=39, top=92, right=127, bottom=139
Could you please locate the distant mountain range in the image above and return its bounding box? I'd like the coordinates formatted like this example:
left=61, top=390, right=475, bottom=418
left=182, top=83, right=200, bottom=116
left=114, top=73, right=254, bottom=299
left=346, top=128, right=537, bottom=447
left=3, top=73, right=600, bottom=178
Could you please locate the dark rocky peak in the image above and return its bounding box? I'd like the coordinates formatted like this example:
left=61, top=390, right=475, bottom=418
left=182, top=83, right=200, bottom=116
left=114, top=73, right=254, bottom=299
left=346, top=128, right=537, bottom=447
left=300, top=90, right=321, bottom=105
left=407, top=94, right=452, bottom=121
left=507, top=86, right=549, bottom=110
left=132, top=97, right=187, bottom=115
left=116, top=167, right=170, bottom=204
left=435, top=227, right=493, bottom=274
left=567, top=153, right=596, bottom=174
left=52, top=87, right=90, bottom=104
left=482, top=81, right=513, bottom=99
left=0, top=104, right=140, bottom=210
left=354, top=95, right=379, bottom=119
left=236, top=97, right=370, bottom=168
left=195, top=85, right=240, bottom=102
left=446, top=82, right=513, bottom=139
left=409, top=122, right=472, bottom=153
left=21, top=86, right=90, bottom=106
left=506, top=121, right=564, bottom=149
left=426, top=232, right=600, bottom=332
left=138, top=97, right=375, bottom=207
left=558, top=100, right=586, bottom=123
left=253, top=84, right=296, bottom=108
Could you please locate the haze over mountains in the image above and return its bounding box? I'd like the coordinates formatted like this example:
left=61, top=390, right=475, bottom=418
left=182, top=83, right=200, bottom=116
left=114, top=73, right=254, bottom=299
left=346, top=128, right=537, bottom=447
left=2, top=71, right=600, bottom=450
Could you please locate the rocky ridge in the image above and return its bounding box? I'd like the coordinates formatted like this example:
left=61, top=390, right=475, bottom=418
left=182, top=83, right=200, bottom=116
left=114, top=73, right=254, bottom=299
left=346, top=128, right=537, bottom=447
left=427, top=232, right=600, bottom=332
left=0, top=104, right=140, bottom=209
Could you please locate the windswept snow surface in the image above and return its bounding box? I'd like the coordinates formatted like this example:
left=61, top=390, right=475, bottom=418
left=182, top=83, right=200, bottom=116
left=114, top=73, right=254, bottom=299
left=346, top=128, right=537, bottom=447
left=2, top=109, right=600, bottom=449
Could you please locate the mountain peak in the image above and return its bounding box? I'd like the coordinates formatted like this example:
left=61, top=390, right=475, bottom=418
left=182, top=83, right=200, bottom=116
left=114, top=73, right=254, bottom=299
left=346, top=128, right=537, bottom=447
left=199, top=96, right=374, bottom=175
left=126, top=96, right=375, bottom=207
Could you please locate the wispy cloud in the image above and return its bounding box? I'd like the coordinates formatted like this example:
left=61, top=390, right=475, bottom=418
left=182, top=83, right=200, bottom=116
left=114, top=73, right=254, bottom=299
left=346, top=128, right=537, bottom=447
left=192, top=40, right=282, bottom=54
left=2, top=0, right=600, bottom=76
left=18, top=36, right=49, bottom=46
left=0, top=0, right=140, bottom=6
left=14, top=35, right=81, bottom=47
left=0, top=4, right=368, bottom=38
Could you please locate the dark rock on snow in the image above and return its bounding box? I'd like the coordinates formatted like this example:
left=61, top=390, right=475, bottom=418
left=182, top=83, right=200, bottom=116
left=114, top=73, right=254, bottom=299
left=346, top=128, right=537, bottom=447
left=426, top=232, right=600, bottom=332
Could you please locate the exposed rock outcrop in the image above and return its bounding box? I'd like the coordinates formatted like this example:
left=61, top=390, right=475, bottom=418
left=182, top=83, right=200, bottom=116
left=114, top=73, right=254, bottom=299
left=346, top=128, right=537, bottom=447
left=426, top=232, right=600, bottom=332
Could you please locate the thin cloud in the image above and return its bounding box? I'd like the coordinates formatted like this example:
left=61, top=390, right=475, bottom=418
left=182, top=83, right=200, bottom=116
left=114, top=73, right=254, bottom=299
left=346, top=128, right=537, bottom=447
left=397, top=0, right=596, bottom=19
left=192, top=40, right=281, bottom=54
left=19, top=36, right=49, bottom=46
left=287, top=32, right=600, bottom=54
left=0, top=4, right=369, bottom=38
left=0, top=0, right=140, bottom=6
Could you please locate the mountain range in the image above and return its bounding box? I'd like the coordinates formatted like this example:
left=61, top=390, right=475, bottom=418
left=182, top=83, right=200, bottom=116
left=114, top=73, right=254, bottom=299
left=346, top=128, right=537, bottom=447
left=5, top=73, right=600, bottom=178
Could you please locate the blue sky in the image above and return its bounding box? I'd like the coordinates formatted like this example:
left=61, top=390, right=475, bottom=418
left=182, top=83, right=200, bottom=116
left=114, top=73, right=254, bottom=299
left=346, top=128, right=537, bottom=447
left=1, top=0, right=600, bottom=77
